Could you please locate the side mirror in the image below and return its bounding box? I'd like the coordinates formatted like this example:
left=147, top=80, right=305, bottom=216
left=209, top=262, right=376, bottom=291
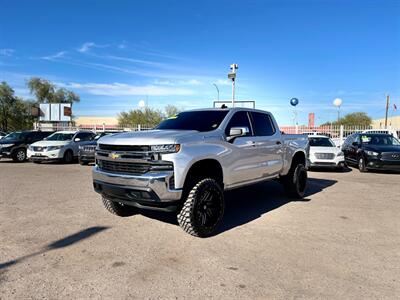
left=74, top=138, right=81, bottom=142
left=229, top=127, right=249, bottom=137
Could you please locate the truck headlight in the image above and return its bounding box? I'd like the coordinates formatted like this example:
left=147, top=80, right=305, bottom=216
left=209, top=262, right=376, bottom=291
left=337, top=151, right=344, bottom=157
left=365, top=150, right=379, bottom=156
left=47, top=146, right=63, bottom=151
left=150, top=144, right=180, bottom=153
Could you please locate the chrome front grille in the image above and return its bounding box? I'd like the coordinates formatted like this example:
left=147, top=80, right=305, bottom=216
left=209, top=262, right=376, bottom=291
left=83, top=145, right=96, bottom=152
left=97, top=160, right=150, bottom=174
left=381, top=152, right=400, bottom=161
left=315, top=153, right=335, bottom=159
left=33, top=147, right=44, bottom=152
left=98, top=144, right=150, bottom=152
left=96, top=144, right=173, bottom=175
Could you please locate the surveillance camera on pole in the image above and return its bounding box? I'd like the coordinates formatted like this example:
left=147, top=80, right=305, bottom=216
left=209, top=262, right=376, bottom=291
left=228, top=64, right=238, bottom=107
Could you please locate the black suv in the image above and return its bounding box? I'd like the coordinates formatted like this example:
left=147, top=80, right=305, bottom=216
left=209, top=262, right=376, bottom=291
left=0, top=131, right=54, bottom=162
left=78, top=132, right=118, bottom=165
left=342, top=133, right=400, bottom=172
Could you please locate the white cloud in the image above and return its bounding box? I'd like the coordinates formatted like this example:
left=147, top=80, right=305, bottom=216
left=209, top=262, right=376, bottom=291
left=78, top=42, right=109, bottom=53
left=215, top=79, right=231, bottom=86
left=0, top=48, right=14, bottom=56
left=78, top=42, right=95, bottom=53
left=64, top=82, right=194, bottom=96
left=153, top=79, right=203, bottom=86
left=41, top=51, right=66, bottom=60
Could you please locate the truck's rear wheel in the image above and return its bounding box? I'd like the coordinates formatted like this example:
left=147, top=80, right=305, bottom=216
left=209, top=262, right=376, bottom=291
left=282, top=163, right=307, bottom=198
left=177, top=178, right=224, bottom=237
left=102, top=195, right=137, bottom=217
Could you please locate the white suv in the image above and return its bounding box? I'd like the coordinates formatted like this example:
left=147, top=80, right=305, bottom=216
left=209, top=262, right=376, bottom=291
left=308, top=135, right=346, bottom=170
left=27, top=131, right=95, bottom=163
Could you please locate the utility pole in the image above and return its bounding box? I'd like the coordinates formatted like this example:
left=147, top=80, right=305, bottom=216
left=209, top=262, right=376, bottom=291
left=385, top=94, right=390, bottom=128
left=228, top=64, right=238, bottom=107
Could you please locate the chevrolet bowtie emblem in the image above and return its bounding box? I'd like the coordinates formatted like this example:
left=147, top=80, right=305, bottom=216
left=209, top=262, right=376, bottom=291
left=109, top=152, right=120, bottom=159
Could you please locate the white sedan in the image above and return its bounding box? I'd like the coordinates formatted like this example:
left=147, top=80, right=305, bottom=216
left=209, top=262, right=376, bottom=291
left=308, top=135, right=346, bottom=170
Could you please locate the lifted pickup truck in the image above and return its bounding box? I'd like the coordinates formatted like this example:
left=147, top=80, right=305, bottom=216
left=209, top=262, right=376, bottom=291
left=92, top=108, right=309, bottom=237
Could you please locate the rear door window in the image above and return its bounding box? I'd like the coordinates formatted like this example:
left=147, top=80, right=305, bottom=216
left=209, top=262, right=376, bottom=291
left=250, top=112, right=276, bottom=136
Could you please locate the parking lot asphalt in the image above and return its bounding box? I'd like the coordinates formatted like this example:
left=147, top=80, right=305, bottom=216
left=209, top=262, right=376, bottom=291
left=0, top=161, right=399, bottom=299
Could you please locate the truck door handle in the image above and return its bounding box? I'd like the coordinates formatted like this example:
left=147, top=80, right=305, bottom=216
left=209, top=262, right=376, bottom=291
left=276, top=141, right=282, bottom=145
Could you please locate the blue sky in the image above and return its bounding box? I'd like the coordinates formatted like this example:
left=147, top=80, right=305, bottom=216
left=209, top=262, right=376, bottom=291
left=1, top=0, right=399, bottom=125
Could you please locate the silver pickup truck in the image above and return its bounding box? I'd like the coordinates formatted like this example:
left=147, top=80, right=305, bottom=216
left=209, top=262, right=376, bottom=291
left=92, top=107, right=309, bottom=237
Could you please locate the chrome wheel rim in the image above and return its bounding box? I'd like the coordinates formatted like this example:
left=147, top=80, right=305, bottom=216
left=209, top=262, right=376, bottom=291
left=17, top=150, right=25, bottom=161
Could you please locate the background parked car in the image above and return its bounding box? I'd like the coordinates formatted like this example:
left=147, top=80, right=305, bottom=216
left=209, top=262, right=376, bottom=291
left=0, top=131, right=54, bottom=162
left=78, top=131, right=119, bottom=165
left=0, top=131, right=7, bottom=139
left=342, top=133, right=400, bottom=172
left=27, top=131, right=95, bottom=163
left=308, top=135, right=345, bottom=170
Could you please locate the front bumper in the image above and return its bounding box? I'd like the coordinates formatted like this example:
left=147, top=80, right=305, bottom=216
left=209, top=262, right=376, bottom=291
left=79, top=152, right=95, bottom=163
left=27, top=149, right=62, bottom=161
left=365, top=158, right=400, bottom=172
left=92, top=166, right=182, bottom=211
left=308, top=157, right=345, bottom=168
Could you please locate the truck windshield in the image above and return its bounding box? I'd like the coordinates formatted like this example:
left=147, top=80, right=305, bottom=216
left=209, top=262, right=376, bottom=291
left=309, top=137, right=335, bottom=147
left=156, top=110, right=229, bottom=132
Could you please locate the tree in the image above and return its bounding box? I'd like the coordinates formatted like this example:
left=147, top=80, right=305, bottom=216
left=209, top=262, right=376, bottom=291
left=321, top=112, right=372, bottom=127
left=117, top=105, right=182, bottom=127
left=28, top=77, right=80, bottom=104
left=165, top=104, right=181, bottom=117
left=0, top=81, right=34, bottom=132
left=118, top=107, right=164, bottom=127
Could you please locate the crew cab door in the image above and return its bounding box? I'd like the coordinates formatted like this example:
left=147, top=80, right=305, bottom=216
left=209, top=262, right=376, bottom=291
left=249, top=112, right=284, bottom=177
left=224, top=111, right=260, bottom=185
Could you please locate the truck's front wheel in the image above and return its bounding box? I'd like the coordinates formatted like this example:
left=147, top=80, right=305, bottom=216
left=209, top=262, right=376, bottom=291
left=282, top=163, right=307, bottom=198
left=102, top=195, right=137, bottom=217
left=177, top=178, right=224, bottom=238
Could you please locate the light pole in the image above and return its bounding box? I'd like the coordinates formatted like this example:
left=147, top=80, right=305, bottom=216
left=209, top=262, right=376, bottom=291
left=212, top=83, right=219, bottom=101
left=228, top=64, right=238, bottom=107
left=333, top=98, right=343, bottom=123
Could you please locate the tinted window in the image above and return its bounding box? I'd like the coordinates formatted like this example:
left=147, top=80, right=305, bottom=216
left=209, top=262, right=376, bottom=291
left=156, top=110, right=228, bottom=132
left=225, top=111, right=252, bottom=136
left=309, top=137, right=335, bottom=147
left=251, top=112, right=275, bottom=136
left=47, top=133, right=75, bottom=141
left=3, top=132, right=29, bottom=140
left=76, top=132, right=94, bottom=141
left=360, top=134, right=400, bottom=146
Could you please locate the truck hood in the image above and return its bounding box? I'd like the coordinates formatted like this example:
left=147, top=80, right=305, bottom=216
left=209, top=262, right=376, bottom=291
left=30, top=140, right=70, bottom=147
left=98, top=129, right=201, bottom=145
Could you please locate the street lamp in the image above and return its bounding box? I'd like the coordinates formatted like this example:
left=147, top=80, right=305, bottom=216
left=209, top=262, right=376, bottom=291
left=212, top=83, right=219, bottom=101
left=228, top=64, right=238, bottom=107
left=333, top=98, right=343, bottom=122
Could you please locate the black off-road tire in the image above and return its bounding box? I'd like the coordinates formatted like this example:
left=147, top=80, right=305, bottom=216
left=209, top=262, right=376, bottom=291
left=177, top=178, right=224, bottom=238
left=63, top=150, right=74, bottom=164
left=102, top=195, right=137, bottom=217
left=12, top=148, right=26, bottom=162
left=358, top=157, right=367, bottom=172
left=282, top=163, right=308, bottom=198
